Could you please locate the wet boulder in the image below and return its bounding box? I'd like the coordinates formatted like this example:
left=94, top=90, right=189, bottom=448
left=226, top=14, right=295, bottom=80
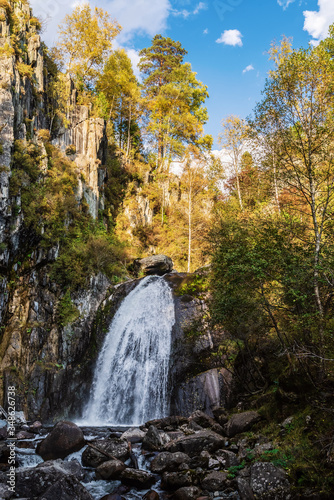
left=142, top=490, right=160, bottom=500
left=161, top=471, right=193, bottom=490
left=121, top=427, right=146, bottom=443
left=36, top=421, right=85, bottom=461
left=201, top=471, right=228, bottom=492
left=142, top=425, right=170, bottom=451
left=38, top=474, right=93, bottom=500
left=82, top=438, right=129, bottom=467
left=120, top=468, right=156, bottom=489
left=146, top=416, right=189, bottom=430
left=96, top=459, right=126, bottom=479
left=215, top=449, right=240, bottom=468
left=174, top=486, right=202, bottom=500
left=165, top=430, right=225, bottom=456
left=15, top=461, right=91, bottom=498
left=250, top=462, right=291, bottom=499
left=150, top=451, right=191, bottom=473
left=134, top=255, right=173, bottom=276
left=224, top=411, right=261, bottom=438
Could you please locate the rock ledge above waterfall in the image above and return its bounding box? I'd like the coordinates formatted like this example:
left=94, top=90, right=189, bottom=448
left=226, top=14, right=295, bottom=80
left=134, top=254, right=174, bottom=276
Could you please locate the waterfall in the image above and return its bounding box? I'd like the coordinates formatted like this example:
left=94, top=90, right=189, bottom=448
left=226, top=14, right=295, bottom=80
left=81, top=275, right=175, bottom=426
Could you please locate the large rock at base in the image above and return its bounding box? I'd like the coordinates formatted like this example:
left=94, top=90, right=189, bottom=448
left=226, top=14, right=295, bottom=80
left=161, top=471, right=193, bottom=490
left=224, top=411, right=261, bottom=438
left=82, top=439, right=130, bottom=467
left=174, top=486, right=201, bottom=500
left=120, top=427, right=146, bottom=443
left=36, top=421, right=85, bottom=460
left=15, top=461, right=92, bottom=498
left=165, top=430, right=225, bottom=456
left=120, top=468, right=156, bottom=489
left=96, top=459, right=126, bottom=479
left=135, top=255, right=173, bottom=276
left=38, top=475, right=93, bottom=500
left=250, top=462, right=291, bottom=499
left=142, top=425, right=170, bottom=451
left=150, top=451, right=191, bottom=473
left=201, top=471, right=228, bottom=492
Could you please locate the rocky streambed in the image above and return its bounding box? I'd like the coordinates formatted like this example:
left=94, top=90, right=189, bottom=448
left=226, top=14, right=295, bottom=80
left=0, top=409, right=293, bottom=500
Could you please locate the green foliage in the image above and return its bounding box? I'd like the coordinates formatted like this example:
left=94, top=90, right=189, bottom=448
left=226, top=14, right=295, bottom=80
left=57, top=289, right=80, bottom=326
left=227, top=461, right=246, bottom=478
left=51, top=224, right=127, bottom=291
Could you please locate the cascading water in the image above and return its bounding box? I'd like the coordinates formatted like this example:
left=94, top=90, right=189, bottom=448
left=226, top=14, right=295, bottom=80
left=81, top=275, right=175, bottom=426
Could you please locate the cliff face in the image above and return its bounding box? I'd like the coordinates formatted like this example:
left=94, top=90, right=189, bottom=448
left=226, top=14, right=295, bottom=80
left=0, top=0, right=110, bottom=419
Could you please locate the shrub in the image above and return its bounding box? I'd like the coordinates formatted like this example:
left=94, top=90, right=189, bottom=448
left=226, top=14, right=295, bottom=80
left=17, top=62, right=34, bottom=79
left=57, top=290, right=80, bottom=326
left=37, top=129, right=51, bottom=143
left=65, top=144, right=76, bottom=156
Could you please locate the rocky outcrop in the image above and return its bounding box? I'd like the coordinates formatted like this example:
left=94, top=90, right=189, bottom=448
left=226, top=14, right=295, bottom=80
left=134, top=254, right=174, bottom=276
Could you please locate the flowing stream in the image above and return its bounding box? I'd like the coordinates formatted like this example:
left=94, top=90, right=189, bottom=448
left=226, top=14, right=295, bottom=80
left=81, top=275, right=175, bottom=426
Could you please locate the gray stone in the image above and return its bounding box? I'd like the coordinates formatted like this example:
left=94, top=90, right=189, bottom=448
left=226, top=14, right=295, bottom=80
left=174, top=486, right=201, bottom=500
left=201, top=471, right=228, bottom=492
left=165, top=430, right=225, bottom=456
left=82, top=438, right=129, bottom=467
left=136, top=254, right=173, bottom=276
left=36, top=421, right=85, bottom=460
left=216, top=449, right=240, bottom=468
left=236, top=477, right=255, bottom=500
left=96, top=459, right=126, bottom=479
left=121, top=427, right=146, bottom=443
left=142, top=425, right=170, bottom=451
left=161, top=471, right=193, bottom=490
left=224, top=412, right=261, bottom=438
left=250, top=462, right=291, bottom=499
left=120, top=468, right=156, bottom=489
left=150, top=451, right=191, bottom=473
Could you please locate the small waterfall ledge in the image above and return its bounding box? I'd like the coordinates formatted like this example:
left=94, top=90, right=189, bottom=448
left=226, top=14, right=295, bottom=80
left=81, top=275, right=175, bottom=426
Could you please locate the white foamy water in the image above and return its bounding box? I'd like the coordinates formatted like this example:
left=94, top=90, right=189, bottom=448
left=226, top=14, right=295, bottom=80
left=81, top=276, right=175, bottom=426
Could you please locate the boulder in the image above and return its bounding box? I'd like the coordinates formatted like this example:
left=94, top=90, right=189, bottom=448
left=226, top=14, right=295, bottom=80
left=174, top=486, right=202, bottom=500
left=189, top=410, right=217, bottom=429
left=201, top=471, right=228, bottom=492
left=121, top=427, right=146, bottom=443
left=142, top=425, right=170, bottom=451
left=135, top=255, right=173, bottom=276
left=0, top=483, right=12, bottom=499
left=82, top=438, right=129, bottom=467
left=150, top=451, right=191, bottom=473
left=120, top=468, right=156, bottom=489
left=15, top=461, right=90, bottom=498
left=36, top=421, right=85, bottom=460
left=224, top=412, right=261, bottom=438
left=37, top=459, right=84, bottom=479
left=161, top=471, right=193, bottom=490
left=142, top=490, right=160, bottom=500
left=38, top=475, right=93, bottom=500
left=165, top=430, right=225, bottom=456
left=29, top=420, right=43, bottom=433
left=236, top=477, right=255, bottom=500
left=96, top=459, right=126, bottom=479
left=250, top=462, right=290, bottom=499
left=216, top=449, right=240, bottom=468
left=146, top=416, right=189, bottom=430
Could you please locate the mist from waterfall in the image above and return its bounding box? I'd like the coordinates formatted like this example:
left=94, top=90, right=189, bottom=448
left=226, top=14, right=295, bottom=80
left=81, top=275, right=175, bottom=426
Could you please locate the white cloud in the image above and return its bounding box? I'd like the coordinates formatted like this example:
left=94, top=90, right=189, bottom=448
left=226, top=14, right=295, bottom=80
left=125, top=48, right=141, bottom=79
left=303, top=0, right=334, bottom=43
left=203, top=28, right=208, bottom=35
left=31, top=0, right=172, bottom=45
left=216, top=29, right=243, bottom=47
left=243, top=64, right=254, bottom=74
left=277, top=0, right=295, bottom=10
left=193, top=2, right=207, bottom=15
left=172, top=2, right=207, bottom=19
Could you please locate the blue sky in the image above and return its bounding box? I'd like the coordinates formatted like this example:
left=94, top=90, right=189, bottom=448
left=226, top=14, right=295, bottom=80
left=31, top=0, right=334, bottom=148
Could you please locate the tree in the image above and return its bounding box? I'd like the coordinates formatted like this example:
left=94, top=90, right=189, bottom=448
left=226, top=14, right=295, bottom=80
left=57, top=3, right=121, bottom=86
left=139, top=35, right=212, bottom=168
left=218, top=115, right=249, bottom=210
left=97, top=49, right=140, bottom=156
left=253, top=36, right=334, bottom=358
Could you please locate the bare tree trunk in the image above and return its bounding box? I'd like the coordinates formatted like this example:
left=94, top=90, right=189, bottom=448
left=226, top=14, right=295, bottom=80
left=126, top=103, right=132, bottom=163
left=273, top=153, right=280, bottom=213
left=236, top=171, right=243, bottom=210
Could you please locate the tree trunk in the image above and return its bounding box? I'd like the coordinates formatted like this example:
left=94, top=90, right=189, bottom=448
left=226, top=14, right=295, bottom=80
left=273, top=154, right=280, bottom=213
left=187, top=185, right=192, bottom=273
left=126, top=103, right=132, bottom=163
